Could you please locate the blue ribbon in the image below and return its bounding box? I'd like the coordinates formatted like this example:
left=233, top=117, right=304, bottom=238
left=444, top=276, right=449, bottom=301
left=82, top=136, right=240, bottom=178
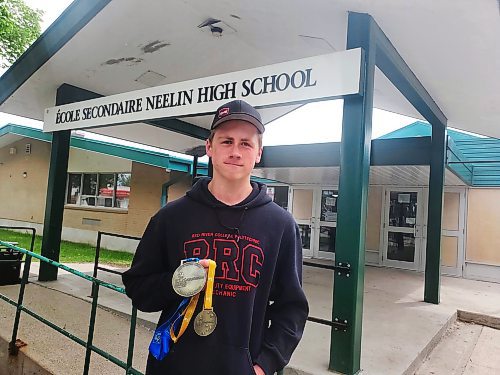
left=149, top=297, right=189, bottom=360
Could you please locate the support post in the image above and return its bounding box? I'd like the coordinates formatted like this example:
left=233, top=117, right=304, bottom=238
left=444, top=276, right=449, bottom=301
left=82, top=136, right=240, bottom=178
left=39, top=85, right=86, bottom=281
left=330, top=12, right=375, bottom=375
left=38, top=129, right=70, bottom=281
left=424, top=123, right=446, bottom=303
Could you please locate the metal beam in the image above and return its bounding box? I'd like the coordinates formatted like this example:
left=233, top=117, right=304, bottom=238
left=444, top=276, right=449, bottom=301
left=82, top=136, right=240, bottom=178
left=370, top=137, right=431, bottom=166
left=258, top=143, right=341, bottom=168
left=257, top=137, right=432, bottom=168
left=424, top=123, right=447, bottom=303
left=146, top=119, right=209, bottom=140
left=330, top=12, right=374, bottom=375
left=372, top=18, right=447, bottom=128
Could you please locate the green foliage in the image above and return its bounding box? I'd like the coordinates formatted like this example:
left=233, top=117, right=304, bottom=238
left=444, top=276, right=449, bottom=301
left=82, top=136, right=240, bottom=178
left=0, top=0, right=43, bottom=68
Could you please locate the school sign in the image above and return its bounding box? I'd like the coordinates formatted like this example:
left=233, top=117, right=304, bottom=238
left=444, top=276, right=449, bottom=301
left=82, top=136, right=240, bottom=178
left=44, top=48, right=364, bottom=132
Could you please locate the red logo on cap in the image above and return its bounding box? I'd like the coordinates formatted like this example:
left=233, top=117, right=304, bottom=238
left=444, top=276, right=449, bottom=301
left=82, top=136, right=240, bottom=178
left=219, top=107, right=230, bottom=117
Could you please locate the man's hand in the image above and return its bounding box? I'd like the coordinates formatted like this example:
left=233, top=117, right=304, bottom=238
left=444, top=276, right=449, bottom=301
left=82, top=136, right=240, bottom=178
left=199, top=259, right=211, bottom=290
left=253, top=364, right=265, bottom=375
left=199, top=259, right=211, bottom=269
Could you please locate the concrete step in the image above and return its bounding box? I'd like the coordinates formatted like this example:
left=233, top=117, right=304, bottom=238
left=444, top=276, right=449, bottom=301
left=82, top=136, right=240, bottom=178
left=415, top=321, right=482, bottom=375
left=415, top=319, right=500, bottom=375
left=463, top=326, right=500, bottom=374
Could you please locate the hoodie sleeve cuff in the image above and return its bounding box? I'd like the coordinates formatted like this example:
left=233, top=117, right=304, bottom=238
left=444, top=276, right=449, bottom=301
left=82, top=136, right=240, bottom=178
left=254, top=349, right=281, bottom=375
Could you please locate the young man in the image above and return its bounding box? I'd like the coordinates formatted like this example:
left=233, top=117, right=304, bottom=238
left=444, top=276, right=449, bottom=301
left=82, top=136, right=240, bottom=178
left=123, top=100, right=308, bottom=375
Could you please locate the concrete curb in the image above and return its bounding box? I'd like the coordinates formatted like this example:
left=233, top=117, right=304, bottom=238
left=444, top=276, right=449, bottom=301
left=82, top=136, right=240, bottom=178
left=403, top=311, right=458, bottom=375
left=457, top=309, right=500, bottom=330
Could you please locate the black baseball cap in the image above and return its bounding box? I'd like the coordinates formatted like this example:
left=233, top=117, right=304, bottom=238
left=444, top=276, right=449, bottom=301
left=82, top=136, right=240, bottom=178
left=211, top=100, right=265, bottom=133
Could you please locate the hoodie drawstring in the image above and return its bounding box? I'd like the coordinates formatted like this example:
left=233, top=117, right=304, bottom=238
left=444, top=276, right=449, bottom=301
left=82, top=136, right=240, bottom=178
left=213, top=207, right=248, bottom=242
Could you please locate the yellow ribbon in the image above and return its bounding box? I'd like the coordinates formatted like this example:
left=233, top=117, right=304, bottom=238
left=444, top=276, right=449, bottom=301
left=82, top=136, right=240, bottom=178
left=204, top=260, right=216, bottom=310
left=170, top=293, right=200, bottom=343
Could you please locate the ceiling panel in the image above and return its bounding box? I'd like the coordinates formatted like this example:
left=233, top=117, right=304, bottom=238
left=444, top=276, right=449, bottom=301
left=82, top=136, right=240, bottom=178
left=253, top=165, right=466, bottom=187
left=0, top=0, right=498, bottom=146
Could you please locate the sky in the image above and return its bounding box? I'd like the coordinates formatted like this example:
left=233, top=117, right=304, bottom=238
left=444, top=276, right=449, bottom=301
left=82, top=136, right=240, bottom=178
left=0, top=0, right=419, bottom=149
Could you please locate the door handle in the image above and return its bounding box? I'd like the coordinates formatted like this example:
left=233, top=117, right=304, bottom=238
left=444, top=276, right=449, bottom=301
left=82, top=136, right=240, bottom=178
left=414, top=225, right=421, bottom=237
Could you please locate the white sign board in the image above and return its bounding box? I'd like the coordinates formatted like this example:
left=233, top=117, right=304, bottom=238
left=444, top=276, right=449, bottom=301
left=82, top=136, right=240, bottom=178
left=43, top=48, right=363, bottom=132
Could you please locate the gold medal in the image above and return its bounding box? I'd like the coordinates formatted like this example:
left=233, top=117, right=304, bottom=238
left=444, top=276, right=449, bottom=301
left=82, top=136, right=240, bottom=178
left=172, top=260, right=206, bottom=297
left=194, top=260, right=217, bottom=337
left=194, top=309, right=217, bottom=336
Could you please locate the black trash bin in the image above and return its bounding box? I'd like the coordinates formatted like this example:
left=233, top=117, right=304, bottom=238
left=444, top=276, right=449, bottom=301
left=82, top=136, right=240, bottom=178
left=0, top=247, right=23, bottom=286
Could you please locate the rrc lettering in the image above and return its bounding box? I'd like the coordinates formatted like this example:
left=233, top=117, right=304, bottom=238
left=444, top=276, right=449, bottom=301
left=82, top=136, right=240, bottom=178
left=184, top=239, right=264, bottom=287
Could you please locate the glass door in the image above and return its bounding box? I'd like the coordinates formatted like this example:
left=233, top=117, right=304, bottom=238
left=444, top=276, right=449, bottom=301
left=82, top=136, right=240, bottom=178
left=383, top=188, right=423, bottom=270
left=291, top=187, right=315, bottom=258
left=440, top=188, right=465, bottom=276
left=316, top=189, right=337, bottom=260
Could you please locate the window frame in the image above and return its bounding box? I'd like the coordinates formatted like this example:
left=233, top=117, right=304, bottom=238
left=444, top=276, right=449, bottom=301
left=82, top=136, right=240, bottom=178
left=65, top=172, right=131, bottom=210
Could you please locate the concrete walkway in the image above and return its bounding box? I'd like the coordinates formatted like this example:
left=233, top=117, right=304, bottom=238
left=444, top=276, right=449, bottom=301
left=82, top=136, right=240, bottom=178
left=1, top=263, right=499, bottom=374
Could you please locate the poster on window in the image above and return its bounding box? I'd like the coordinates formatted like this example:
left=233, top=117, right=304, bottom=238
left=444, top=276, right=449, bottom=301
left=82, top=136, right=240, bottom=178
left=325, top=197, right=336, bottom=206
left=266, top=187, right=275, bottom=201
left=398, top=193, right=411, bottom=203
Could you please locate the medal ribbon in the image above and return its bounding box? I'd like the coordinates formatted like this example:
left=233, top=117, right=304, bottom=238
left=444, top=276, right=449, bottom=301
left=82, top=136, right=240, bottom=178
left=149, top=297, right=189, bottom=360
left=203, top=260, right=216, bottom=310
left=170, top=293, right=200, bottom=343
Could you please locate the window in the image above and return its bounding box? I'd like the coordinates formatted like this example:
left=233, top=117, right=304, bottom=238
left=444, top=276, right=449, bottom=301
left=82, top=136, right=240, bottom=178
left=66, top=174, right=82, bottom=204
left=66, top=173, right=131, bottom=209
left=265, top=185, right=289, bottom=210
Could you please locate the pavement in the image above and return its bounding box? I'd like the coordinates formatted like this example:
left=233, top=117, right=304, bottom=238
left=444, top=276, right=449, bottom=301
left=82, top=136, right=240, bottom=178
left=0, top=262, right=499, bottom=374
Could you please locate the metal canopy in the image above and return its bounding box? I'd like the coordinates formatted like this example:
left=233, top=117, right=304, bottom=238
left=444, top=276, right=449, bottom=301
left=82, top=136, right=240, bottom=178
left=253, top=165, right=465, bottom=186
left=0, top=0, right=499, bottom=154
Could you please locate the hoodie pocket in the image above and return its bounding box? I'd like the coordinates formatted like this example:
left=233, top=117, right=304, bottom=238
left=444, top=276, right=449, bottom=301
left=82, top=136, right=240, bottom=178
left=163, top=338, right=257, bottom=375
left=215, top=342, right=257, bottom=375
left=246, top=349, right=257, bottom=375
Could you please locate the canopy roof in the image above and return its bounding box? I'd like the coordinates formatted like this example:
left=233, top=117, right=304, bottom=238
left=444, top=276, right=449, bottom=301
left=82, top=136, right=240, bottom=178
left=0, top=0, right=498, bottom=155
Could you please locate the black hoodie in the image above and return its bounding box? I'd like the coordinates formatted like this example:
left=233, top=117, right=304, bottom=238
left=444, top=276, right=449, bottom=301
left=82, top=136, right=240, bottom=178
left=122, top=178, right=308, bottom=375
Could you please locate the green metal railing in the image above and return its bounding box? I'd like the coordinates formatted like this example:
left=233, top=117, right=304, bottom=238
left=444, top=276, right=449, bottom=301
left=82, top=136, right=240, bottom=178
left=0, top=238, right=142, bottom=375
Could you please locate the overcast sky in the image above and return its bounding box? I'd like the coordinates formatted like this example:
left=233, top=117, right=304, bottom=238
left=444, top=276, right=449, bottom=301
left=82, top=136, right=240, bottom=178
left=0, top=0, right=419, bottom=148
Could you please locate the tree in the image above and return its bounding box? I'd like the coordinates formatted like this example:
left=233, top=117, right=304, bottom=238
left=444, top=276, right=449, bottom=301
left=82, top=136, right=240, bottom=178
left=0, top=0, right=43, bottom=68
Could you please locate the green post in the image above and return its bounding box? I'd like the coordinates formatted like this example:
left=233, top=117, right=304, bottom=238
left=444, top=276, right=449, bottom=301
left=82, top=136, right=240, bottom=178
left=424, top=123, right=446, bottom=304
left=38, top=129, right=70, bottom=281
left=39, top=85, right=75, bottom=281
left=330, top=13, right=375, bottom=375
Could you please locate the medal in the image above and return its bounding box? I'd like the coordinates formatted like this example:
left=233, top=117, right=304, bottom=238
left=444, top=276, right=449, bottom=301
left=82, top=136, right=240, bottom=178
left=172, top=258, right=206, bottom=297
left=194, top=309, right=217, bottom=336
left=194, top=260, right=217, bottom=336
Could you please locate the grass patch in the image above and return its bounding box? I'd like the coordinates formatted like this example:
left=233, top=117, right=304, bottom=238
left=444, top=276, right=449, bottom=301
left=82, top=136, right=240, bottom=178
left=0, top=229, right=133, bottom=267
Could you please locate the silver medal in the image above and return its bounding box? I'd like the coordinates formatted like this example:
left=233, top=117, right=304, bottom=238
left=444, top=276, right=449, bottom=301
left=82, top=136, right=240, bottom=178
left=172, top=261, right=206, bottom=297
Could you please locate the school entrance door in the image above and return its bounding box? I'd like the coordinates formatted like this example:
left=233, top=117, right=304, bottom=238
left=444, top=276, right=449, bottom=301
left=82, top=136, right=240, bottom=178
left=382, top=188, right=424, bottom=270
left=291, top=187, right=338, bottom=260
